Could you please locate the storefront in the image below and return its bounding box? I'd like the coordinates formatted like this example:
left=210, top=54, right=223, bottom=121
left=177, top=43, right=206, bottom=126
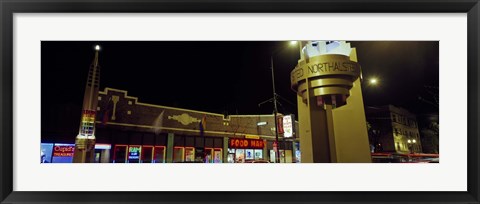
left=227, top=138, right=266, bottom=163
left=41, top=88, right=300, bottom=163
left=172, top=135, right=223, bottom=163
left=266, top=140, right=297, bottom=163
left=111, top=135, right=224, bottom=163
left=113, top=144, right=166, bottom=163
left=41, top=143, right=111, bottom=163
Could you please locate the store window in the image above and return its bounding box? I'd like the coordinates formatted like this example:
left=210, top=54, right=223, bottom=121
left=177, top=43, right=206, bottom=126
left=114, top=145, right=127, bottom=163
left=142, top=146, right=154, bottom=163
left=185, top=147, right=195, bottom=162
left=213, top=148, right=222, bottom=163
left=269, top=150, right=276, bottom=163
left=235, top=149, right=245, bottom=163
left=245, top=149, right=254, bottom=160
left=94, top=149, right=102, bottom=163
left=173, top=147, right=185, bottom=163
left=229, top=138, right=266, bottom=163
left=153, top=146, right=166, bottom=163
left=254, top=149, right=263, bottom=160
left=227, top=148, right=235, bottom=163
left=127, top=145, right=141, bottom=163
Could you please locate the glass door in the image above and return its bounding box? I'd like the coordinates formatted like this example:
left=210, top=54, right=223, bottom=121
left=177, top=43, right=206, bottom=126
left=142, top=146, right=154, bottom=163
left=114, top=145, right=127, bottom=163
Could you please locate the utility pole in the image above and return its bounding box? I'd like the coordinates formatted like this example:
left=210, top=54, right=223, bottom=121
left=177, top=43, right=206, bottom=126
left=271, top=56, right=281, bottom=163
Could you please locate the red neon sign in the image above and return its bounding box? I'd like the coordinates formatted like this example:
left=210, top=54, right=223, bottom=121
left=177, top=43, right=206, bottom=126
left=53, top=145, right=75, bottom=157
left=229, top=138, right=265, bottom=149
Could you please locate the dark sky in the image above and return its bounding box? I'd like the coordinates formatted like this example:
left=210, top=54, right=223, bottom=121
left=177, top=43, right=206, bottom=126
left=41, top=41, right=439, bottom=117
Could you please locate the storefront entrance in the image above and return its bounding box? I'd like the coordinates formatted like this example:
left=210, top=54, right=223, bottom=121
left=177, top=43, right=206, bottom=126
left=228, top=138, right=266, bottom=163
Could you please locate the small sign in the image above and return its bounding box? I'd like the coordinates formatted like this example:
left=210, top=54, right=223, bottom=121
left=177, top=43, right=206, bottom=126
left=128, top=146, right=141, bottom=160
left=245, top=135, right=260, bottom=139
left=283, top=115, right=294, bottom=138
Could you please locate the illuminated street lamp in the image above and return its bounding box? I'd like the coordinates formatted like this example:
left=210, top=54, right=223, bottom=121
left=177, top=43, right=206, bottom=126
left=369, top=77, right=378, bottom=85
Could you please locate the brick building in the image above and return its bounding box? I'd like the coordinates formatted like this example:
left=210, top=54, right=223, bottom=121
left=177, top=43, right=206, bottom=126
left=42, top=87, right=300, bottom=163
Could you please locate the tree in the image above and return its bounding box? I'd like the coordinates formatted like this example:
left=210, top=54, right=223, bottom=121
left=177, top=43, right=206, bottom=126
left=366, top=121, right=382, bottom=152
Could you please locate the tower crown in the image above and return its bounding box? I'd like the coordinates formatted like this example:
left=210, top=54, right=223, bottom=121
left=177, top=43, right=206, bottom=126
left=291, top=41, right=361, bottom=109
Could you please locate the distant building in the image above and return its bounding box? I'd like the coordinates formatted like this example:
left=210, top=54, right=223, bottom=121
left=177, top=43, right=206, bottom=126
left=366, top=105, right=422, bottom=154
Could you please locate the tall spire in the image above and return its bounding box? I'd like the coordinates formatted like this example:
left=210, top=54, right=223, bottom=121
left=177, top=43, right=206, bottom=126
left=73, top=44, right=102, bottom=163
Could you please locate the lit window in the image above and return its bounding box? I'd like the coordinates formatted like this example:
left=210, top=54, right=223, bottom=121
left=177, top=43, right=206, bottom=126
left=127, top=111, right=131, bottom=115
left=128, top=101, right=132, bottom=105
left=98, top=96, right=102, bottom=101
left=97, top=107, right=100, bottom=111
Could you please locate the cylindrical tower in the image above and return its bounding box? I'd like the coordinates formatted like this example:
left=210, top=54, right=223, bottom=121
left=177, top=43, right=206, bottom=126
left=291, top=41, right=371, bottom=163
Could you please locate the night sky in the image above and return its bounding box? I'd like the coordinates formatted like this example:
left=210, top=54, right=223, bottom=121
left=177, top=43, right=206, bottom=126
left=41, top=41, right=439, bottom=118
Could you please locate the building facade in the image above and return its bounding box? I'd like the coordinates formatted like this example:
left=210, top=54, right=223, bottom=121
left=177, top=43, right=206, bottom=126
left=41, top=87, right=300, bottom=163
left=366, top=105, right=422, bottom=154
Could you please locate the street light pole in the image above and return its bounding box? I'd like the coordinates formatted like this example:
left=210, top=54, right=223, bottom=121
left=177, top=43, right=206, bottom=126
left=270, top=55, right=281, bottom=163
left=262, top=41, right=298, bottom=163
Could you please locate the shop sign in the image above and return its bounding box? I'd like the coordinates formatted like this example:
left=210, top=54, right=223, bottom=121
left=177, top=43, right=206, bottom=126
left=128, top=146, right=141, bottom=160
left=277, top=116, right=284, bottom=134
left=53, top=144, right=75, bottom=157
left=245, top=135, right=260, bottom=139
left=283, top=115, right=294, bottom=138
left=229, top=138, right=265, bottom=149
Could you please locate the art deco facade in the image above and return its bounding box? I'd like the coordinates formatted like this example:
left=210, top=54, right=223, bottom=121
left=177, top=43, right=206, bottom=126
left=42, top=87, right=300, bottom=163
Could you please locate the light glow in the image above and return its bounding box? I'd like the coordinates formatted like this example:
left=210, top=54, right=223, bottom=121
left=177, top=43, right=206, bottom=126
left=95, top=45, right=100, bottom=51
left=256, top=121, right=267, bottom=126
left=94, top=144, right=111, bottom=150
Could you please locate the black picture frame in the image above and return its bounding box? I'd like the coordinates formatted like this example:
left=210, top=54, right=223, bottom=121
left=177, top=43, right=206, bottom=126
left=1, top=0, right=479, bottom=203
